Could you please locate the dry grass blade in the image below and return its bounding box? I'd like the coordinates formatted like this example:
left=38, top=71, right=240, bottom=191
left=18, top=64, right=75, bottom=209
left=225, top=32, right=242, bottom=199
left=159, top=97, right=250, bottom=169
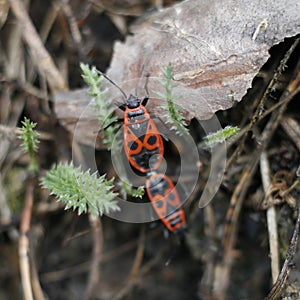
left=215, top=163, right=258, bottom=299
left=83, top=214, right=103, bottom=300
left=260, top=151, right=280, bottom=283
left=216, top=49, right=299, bottom=296
left=111, top=226, right=146, bottom=300
left=281, top=117, right=300, bottom=151
left=264, top=208, right=300, bottom=300
left=226, top=37, right=300, bottom=168
left=58, top=0, right=85, bottom=60
left=8, top=0, right=67, bottom=91
left=19, top=180, right=35, bottom=300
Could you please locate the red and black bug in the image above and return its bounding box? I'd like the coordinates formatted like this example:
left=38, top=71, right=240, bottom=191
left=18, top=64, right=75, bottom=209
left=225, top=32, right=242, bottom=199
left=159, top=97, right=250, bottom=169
left=99, top=72, right=164, bottom=173
left=145, top=172, right=187, bottom=234
left=120, top=95, right=164, bottom=173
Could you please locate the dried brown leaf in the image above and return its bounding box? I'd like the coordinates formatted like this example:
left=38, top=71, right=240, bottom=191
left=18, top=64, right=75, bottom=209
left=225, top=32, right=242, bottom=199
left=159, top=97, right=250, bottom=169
left=54, top=0, right=300, bottom=147
left=107, top=0, right=300, bottom=119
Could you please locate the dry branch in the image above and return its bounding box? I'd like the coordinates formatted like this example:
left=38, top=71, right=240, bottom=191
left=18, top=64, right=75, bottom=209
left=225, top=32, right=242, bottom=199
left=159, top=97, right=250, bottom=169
left=111, top=226, right=145, bottom=300
left=19, top=180, right=35, bottom=300
left=8, top=0, right=67, bottom=91
left=260, top=151, right=280, bottom=283
left=264, top=208, right=300, bottom=300
left=215, top=49, right=299, bottom=296
left=83, top=214, right=103, bottom=300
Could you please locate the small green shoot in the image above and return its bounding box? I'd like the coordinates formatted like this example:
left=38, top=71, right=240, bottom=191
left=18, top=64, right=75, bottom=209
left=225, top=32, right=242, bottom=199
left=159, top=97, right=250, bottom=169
left=118, top=180, right=145, bottom=199
left=199, top=126, right=240, bottom=149
left=156, top=63, right=188, bottom=136
left=18, top=117, right=40, bottom=174
left=40, top=162, right=120, bottom=216
left=80, top=63, right=120, bottom=150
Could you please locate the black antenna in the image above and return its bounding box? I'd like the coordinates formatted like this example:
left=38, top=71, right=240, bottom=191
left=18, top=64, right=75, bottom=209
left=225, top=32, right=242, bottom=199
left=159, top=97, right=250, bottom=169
left=144, top=73, right=150, bottom=97
left=134, top=64, right=146, bottom=97
left=97, top=70, right=128, bottom=100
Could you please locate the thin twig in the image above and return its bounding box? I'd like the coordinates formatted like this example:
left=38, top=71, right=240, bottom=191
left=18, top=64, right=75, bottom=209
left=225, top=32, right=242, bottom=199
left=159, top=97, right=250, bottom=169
left=225, top=84, right=300, bottom=152
left=264, top=207, right=300, bottom=300
left=280, top=117, right=300, bottom=151
left=198, top=204, right=217, bottom=298
left=8, top=0, right=67, bottom=91
left=19, top=179, right=35, bottom=300
left=254, top=37, right=299, bottom=118
left=221, top=45, right=300, bottom=262
left=58, top=0, right=86, bottom=61
left=127, top=226, right=146, bottom=279
left=260, top=151, right=280, bottom=283
left=216, top=75, right=294, bottom=297
left=39, top=2, right=60, bottom=42
left=30, top=235, right=46, bottom=300
left=226, top=37, right=300, bottom=168
left=112, top=226, right=146, bottom=300
left=107, top=241, right=167, bottom=300
left=214, top=163, right=258, bottom=300
left=41, top=228, right=162, bottom=283
left=4, top=1, right=23, bottom=80
left=259, top=85, right=300, bottom=124
left=83, top=214, right=103, bottom=300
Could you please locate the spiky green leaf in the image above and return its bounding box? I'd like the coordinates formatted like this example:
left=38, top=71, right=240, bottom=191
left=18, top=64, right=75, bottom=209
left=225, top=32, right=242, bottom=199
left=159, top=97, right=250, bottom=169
left=40, top=162, right=120, bottom=216
left=155, top=63, right=189, bottom=136
left=80, top=63, right=121, bottom=151
left=199, top=126, right=240, bottom=149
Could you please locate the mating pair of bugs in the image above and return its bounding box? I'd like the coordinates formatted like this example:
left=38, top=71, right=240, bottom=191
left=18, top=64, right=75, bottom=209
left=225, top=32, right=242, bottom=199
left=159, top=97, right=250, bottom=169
left=100, top=71, right=187, bottom=235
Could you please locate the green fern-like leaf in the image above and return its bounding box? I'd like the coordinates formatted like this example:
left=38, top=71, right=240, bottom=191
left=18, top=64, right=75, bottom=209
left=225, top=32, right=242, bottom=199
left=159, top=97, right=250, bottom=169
left=199, top=126, right=240, bottom=149
left=118, top=180, right=145, bottom=199
left=156, top=63, right=188, bottom=136
left=40, top=162, right=120, bottom=216
left=80, top=63, right=120, bottom=150
left=80, top=63, right=103, bottom=98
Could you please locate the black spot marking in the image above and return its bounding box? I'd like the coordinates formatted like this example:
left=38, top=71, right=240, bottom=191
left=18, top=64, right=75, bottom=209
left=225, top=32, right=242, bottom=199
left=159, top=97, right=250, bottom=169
left=128, top=141, right=138, bottom=150
left=147, top=135, right=157, bottom=145
left=168, top=193, right=176, bottom=201
left=155, top=200, right=163, bottom=208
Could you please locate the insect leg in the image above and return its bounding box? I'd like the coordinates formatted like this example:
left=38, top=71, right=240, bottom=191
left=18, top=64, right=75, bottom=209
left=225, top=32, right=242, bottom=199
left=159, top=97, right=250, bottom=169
left=100, top=118, right=124, bottom=131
